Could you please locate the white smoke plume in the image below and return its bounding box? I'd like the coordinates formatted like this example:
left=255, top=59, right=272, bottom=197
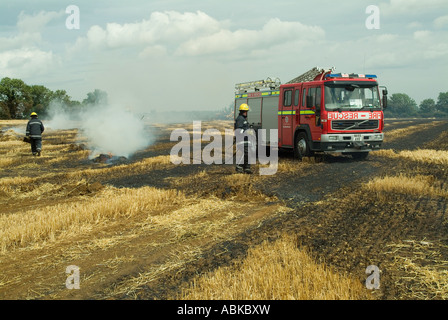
left=79, top=104, right=153, bottom=159
left=46, top=101, right=153, bottom=159
left=45, top=101, right=79, bottom=130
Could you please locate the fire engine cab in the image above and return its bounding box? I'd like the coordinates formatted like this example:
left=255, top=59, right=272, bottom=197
left=234, top=67, right=388, bottom=160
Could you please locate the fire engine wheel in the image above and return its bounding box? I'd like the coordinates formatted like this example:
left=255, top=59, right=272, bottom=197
left=294, top=132, right=311, bottom=160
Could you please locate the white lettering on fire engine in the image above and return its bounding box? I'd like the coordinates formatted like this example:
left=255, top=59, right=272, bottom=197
left=328, top=112, right=382, bottom=120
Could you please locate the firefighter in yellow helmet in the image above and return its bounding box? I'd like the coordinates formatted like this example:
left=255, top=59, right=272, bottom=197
left=26, top=112, right=45, bottom=156
left=234, top=103, right=253, bottom=174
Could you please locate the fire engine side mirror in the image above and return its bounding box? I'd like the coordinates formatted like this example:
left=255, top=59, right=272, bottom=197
left=381, top=87, right=388, bottom=109
left=306, top=96, right=314, bottom=109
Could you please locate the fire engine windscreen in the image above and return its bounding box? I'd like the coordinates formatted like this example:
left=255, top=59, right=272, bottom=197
left=324, top=83, right=381, bottom=111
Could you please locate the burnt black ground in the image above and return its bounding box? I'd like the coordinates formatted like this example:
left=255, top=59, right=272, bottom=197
left=2, top=118, right=447, bottom=300
left=33, top=118, right=444, bottom=300
left=123, top=119, right=448, bottom=300
left=257, top=155, right=382, bottom=207
left=383, top=120, right=448, bottom=151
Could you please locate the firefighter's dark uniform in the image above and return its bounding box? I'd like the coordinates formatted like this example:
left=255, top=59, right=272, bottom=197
left=234, top=112, right=252, bottom=174
left=26, top=116, right=44, bottom=156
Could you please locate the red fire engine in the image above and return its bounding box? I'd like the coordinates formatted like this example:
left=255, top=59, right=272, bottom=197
left=234, top=67, right=388, bottom=160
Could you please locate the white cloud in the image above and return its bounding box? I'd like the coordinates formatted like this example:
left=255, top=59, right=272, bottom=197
left=407, top=21, right=423, bottom=29
left=434, top=15, right=448, bottom=28
left=176, top=18, right=325, bottom=57
left=413, top=30, right=432, bottom=41
left=72, top=11, right=324, bottom=60
left=0, top=48, right=57, bottom=78
left=138, top=45, right=167, bottom=58
left=0, top=32, right=41, bottom=51
left=1, top=3, right=446, bottom=109
left=77, top=10, right=222, bottom=51
left=375, top=33, right=399, bottom=43
left=0, top=10, right=62, bottom=79
left=85, top=25, right=107, bottom=48
left=0, top=10, right=62, bottom=51
left=17, top=10, right=64, bottom=33
left=423, top=42, right=448, bottom=59
left=361, top=29, right=448, bottom=69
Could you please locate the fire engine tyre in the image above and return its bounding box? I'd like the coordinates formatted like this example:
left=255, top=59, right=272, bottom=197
left=350, top=152, right=369, bottom=160
left=294, top=132, right=311, bottom=160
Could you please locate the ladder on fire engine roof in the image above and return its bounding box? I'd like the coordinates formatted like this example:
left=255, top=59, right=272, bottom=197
left=285, top=66, right=335, bottom=84
left=235, top=77, right=281, bottom=93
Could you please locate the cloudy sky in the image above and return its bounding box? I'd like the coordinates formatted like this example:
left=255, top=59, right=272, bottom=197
left=0, top=0, right=447, bottom=112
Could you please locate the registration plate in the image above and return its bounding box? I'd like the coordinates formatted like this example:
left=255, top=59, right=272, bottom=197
left=353, top=134, right=362, bottom=141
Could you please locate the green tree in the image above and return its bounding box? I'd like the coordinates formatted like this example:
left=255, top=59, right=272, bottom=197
left=30, top=85, right=54, bottom=117
left=51, top=89, right=73, bottom=106
left=82, top=89, right=108, bottom=106
left=50, top=89, right=83, bottom=113
left=436, top=92, right=448, bottom=114
left=0, top=77, right=33, bottom=119
left=387, top=93, right=418, bottom=117
left=419, top=98, right=436, bottom=117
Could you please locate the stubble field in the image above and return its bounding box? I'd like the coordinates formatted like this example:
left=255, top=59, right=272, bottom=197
left=0, top=118, right=447, bottom=300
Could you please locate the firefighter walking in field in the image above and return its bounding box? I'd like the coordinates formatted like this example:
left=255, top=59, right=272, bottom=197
left=26, top=112, right=45, bottom=156
left=234, top=103, right=254, bottom=174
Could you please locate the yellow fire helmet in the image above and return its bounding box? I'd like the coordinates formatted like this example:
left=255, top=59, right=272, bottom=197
left=239, top=103, right=249, bottom=111
left=30, top=112, right=37, bottom=117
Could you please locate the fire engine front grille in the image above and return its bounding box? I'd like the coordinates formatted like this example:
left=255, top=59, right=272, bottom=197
left=331, top=120, right=379, bottom=130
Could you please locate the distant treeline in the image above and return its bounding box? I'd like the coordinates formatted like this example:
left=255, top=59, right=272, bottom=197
left=0, top=76, right=230, bottom=121
left=0, top=77, right=107, bottom=119
left=1, top=77, right=446, bottom=120
left=384, top=92, right=448, bottom=118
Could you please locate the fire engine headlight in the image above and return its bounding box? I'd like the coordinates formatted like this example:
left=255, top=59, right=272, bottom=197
left=328, top=136, right=338, bottom=141
left=373, top=134, right=383, bottom=141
